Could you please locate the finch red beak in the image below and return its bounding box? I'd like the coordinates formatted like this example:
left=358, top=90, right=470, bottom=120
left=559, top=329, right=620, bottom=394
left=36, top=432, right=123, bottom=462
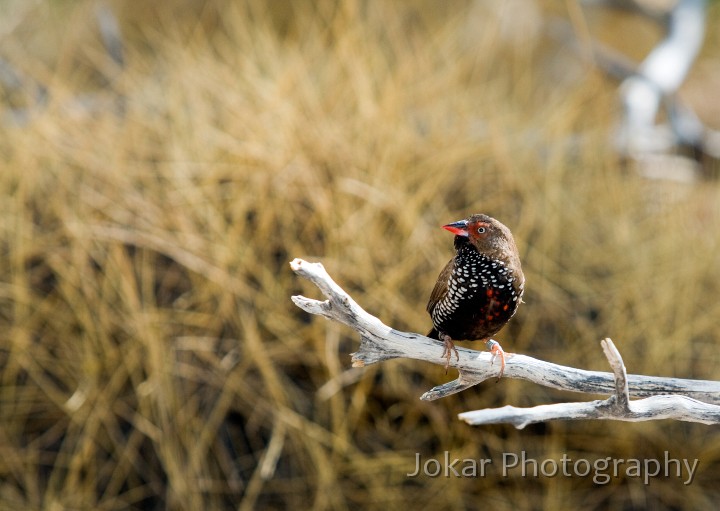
left=442, top=220, right=469, bottom=236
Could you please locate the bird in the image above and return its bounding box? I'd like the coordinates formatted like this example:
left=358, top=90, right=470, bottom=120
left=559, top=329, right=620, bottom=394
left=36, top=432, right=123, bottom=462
left=426, top=213, right=524, bottom=378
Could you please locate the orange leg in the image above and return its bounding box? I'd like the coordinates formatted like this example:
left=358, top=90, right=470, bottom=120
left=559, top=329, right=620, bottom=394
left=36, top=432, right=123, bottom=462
left=439, top=334, right=459, bottom=373
left=485, top=339, right=505, bottom=381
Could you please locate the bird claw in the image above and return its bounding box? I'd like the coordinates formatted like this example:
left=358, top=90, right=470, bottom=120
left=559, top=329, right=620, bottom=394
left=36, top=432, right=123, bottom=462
left=440, top=335, right=459, bottom=374
left=485, top=339, right=505, bottom=381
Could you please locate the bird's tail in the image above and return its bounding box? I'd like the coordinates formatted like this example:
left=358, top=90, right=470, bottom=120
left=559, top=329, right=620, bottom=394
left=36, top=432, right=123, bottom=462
left=427, top=327, right=439, bottom=340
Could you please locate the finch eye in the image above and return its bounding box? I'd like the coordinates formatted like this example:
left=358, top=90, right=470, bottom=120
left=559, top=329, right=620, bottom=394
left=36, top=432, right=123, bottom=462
left=477, top=227, right=486, bottom=234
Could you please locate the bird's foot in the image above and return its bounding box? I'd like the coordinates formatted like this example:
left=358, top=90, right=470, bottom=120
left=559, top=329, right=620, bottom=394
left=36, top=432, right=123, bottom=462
left=440, top=334, right=459, bottom=374
left=485, top=339, right=505, bottom=381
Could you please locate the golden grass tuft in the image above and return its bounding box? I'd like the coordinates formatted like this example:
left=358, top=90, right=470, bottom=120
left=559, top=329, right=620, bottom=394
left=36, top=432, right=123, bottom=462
left=0, top=1, right=719, bottom=509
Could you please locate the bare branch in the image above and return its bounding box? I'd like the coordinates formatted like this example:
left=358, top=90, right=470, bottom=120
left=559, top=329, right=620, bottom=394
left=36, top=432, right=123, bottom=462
left=458, top=394, right=720, bottom=428
left=460, top=338, right=720, bottom=427
left=547, top=1, right=720, bottom=170
left=601, top=338, right=631, bottom=413
left=290, top=259, right=720, bottom=425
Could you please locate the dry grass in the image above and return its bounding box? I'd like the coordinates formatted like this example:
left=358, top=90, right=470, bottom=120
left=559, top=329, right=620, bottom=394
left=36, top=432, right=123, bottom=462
left=0, top=1, right=719, bottom=509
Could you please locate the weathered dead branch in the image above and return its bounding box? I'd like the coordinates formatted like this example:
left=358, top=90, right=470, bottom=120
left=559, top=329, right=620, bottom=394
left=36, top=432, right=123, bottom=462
left=290, top=258, right=720, bottom=426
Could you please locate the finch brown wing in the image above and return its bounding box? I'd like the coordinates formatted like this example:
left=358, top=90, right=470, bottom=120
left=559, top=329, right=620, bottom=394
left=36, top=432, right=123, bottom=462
left=426, top=257, right=455, bottom=315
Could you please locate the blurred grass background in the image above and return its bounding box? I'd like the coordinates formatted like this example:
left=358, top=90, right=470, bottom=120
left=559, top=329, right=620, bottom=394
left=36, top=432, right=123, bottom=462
left=0, top=0, right=719, bottom=509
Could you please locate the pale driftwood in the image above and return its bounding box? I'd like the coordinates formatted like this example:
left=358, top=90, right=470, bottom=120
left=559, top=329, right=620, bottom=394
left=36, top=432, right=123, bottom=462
left=459, top=339, right=720, bottom=427
left=548, top=0, right=720, bottom=169
left=290, top=258, right=720, bottom=426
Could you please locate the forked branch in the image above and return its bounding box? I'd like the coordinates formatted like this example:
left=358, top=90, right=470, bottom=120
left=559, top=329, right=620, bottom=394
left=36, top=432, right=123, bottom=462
left=290, top=259, right=720, bottom=426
